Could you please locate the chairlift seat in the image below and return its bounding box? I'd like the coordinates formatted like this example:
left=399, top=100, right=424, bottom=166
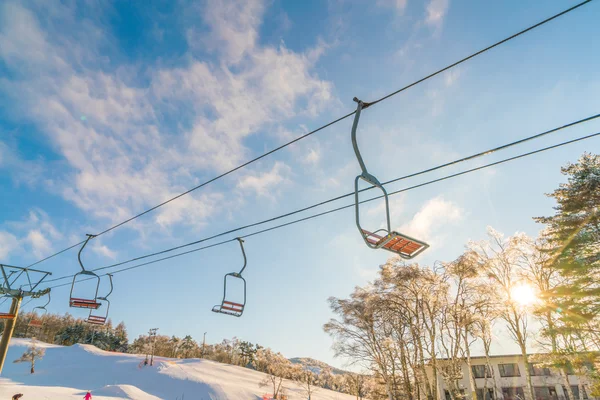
left=70, top=297, right=101, bottom=309
left=361, top=229, right=429, bottom=259
left=28, top=319, right=43, bottom=327
left=86, top=315, right=107, bottom=325
left=213, top=301, right=244, bottom=317
left=0, top=313, right=15, bottom=320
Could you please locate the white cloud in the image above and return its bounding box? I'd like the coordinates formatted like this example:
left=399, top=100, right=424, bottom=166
left=92, top=244, right=117, bottom=260
left=0, top=1, right=335, bottom=231
left=237, top=162, right=291, bottom=198
left=377, top=0, right=408, bottom=15
left=194, top=0, right=265, bottom=64
left=425, top=0, right=449, bottom=28
left=26, top=229, right=53, bottom=259
left=444, top=68, right=461, bottom=87
left=303, top=148, right=320, bottom=165
left=399, top=196, right=462, bottom=240
left=0, top=231, right=19, bottom=258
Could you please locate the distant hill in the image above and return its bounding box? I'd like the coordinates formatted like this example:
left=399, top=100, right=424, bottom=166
left=289, top=357, right=349, bottom=375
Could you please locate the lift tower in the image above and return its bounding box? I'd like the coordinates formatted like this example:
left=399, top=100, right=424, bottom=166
left=0, top=264, right=51, bottom=375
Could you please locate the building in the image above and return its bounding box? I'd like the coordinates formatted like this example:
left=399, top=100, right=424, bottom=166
left=426, top=354, right=594, bottom=400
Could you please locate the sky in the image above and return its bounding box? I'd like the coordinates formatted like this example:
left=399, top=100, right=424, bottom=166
left=0, top=0, right=599, bottom=370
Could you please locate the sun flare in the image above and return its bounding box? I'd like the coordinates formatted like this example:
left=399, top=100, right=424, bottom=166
left=510, top=283, right=538, bottom=307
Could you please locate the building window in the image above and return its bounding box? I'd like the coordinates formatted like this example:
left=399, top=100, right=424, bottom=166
left=564, top=385, right=588, bottom=400
left=529, top=363, right=552, bottom=376
left=472, top=365, right=491, bottom=379
left=498, top=363, right=521, bottom=377
left=476, top=388, right=494, bottom=400
left=502, top=387, right=525, bottom=400
left=534, top=386, right=554, bottom=400
left=445, top=389, right=465, bottom=400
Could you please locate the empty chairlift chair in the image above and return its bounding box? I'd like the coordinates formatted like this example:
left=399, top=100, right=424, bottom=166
left=28, top=291, right=51, bottom=328
left=69, top=234, right=101, bottom=309
left=212, top=238, right=247, bottom=317
left=0, top=296, right=16, bottom=320
left=85, top=274, right=113, bottom=326
left=351, top=98, right=429, bottom=259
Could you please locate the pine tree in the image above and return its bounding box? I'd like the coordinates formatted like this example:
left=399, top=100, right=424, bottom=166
left=535, top=153, right=600, bottom=321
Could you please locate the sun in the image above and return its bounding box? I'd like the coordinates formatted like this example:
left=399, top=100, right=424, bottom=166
left=510, top=283, right=538, bottom=307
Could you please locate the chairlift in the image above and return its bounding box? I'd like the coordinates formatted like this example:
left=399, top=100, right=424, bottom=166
left=69, top=234, right=101, bottom=309
left=0, top=296, right=15, bottom=320
left=28, top=291, right=51, bottom=328
left=85, top=274, right=113, bottom=325
left=212, top=238, right=247, bottom=317
left=351, top=98, right=429, bottom=259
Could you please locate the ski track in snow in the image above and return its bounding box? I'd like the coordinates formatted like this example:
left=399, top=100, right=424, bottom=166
left=0, top=338, right=355, bottom=400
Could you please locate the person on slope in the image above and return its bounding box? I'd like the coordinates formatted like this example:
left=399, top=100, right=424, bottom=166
left=84, top=391, right=92, bottom=400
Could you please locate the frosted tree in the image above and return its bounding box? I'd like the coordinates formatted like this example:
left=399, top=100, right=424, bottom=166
left=13, top=338, right=45, bottom=374
left=169, top=336, right=181, bottom=358
left=468, top=228, right=535, bottom=400
left=291, top=364, right=320, bottom=400
left=256, top=348, right=292, bottom=399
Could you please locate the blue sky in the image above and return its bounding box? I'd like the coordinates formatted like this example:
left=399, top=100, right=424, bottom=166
left=0, top=0, right=599, bottom=369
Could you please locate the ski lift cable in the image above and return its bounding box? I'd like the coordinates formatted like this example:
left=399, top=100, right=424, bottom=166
left=41, top=130, right=600, bottom=290
left=40, top=113, right=600, bottom=284
left=23, top=0, right=594, bottom=270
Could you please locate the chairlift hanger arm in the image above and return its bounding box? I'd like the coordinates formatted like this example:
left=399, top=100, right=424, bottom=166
left=236, top=238, right=247, bottom=276
left=77, top=234, right=96, bottom=272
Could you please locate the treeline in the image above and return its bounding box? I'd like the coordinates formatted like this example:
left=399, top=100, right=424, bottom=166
left=324, top=153, right=600, bottom=400
left=1, top=312, right=373, bottom=398
left=3, top=311, right=128, bottom=352
left=129, top=333, right=375, bottom=398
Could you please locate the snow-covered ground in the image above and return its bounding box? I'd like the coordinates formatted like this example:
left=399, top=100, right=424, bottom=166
left=0, top=338, right=355, bottom=400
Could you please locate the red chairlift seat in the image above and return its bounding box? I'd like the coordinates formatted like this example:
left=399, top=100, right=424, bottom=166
left=85, top=315, right=107, bottom=325
left=0, top=312, right=15, bottom=320
left=28, top=318, right=43, bottom=327
left=213, top=300, right=244, bottom=317
left=361, top=229, right=429, bottom=259
left=70, top=298, right=101, bottom=309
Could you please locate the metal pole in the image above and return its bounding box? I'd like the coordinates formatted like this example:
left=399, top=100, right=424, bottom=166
left=0, top=296, right=22, bottom=375
left=201, top=332, right=207, bottom=358
left=149, top=328, right=158, bottom=366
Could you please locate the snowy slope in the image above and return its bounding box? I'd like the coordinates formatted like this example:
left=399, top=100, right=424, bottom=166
left=0, top=338, right=355, bottom=400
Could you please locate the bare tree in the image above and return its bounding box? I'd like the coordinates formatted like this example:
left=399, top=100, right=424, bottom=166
left=13, top=338, right=45, bottom=374
left=291, top=364, right=320, bottom=400
left=256, top=348, right=291, bottom=399
left=468, top=228, right=535, bottom=400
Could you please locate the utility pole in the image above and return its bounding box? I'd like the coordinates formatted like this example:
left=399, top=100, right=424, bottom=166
left=149, top=328, right=158, bottom=366
left=201, top=332, right=207, bottom=358
left=0, top=264, right=51, bottom=376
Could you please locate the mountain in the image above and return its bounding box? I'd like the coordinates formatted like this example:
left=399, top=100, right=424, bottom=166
left=1, top=338, right=356, bottom=400
left=289, top=357, right=349, bottom=376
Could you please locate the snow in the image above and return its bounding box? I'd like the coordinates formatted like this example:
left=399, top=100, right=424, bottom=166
left=1, top=338, right=355, bottom=400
